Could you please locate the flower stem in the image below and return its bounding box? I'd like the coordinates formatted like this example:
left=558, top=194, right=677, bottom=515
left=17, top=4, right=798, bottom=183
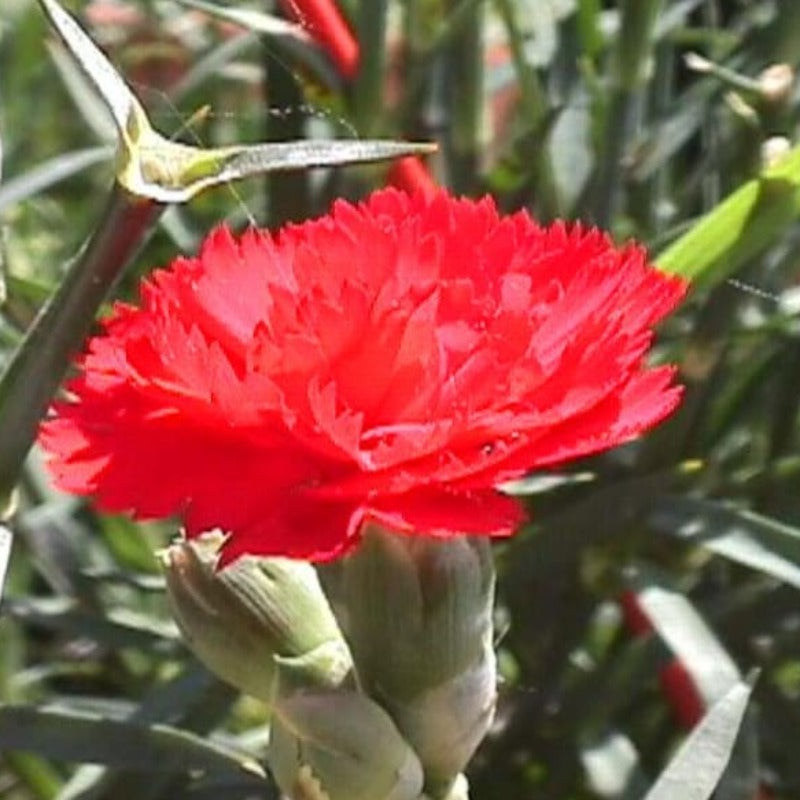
left=0, top=187, right=163, bottom=507
left=494, top=0, right=561, bottom=219
left=591, top=0, right=663, bottom=227
left=352, top=0, right=389, bottom=135
left=443, top=0, right=484, bottom=193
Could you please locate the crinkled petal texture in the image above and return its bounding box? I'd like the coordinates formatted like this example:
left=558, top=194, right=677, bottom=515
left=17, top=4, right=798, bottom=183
left=39, top=190, right=687, bottom=563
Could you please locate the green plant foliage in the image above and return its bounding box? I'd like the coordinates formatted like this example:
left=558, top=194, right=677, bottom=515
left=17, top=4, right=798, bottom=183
left=3, top=0, right=800, bottom=798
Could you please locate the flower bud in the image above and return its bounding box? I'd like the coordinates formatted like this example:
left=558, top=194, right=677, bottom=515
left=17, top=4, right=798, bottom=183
left=161, top=534, right=352, bottom=703
left=761, top=136, right=791, bottom=168
left=268, top=689, right=424, bottom=800
left=758, top=64, right=794, bottom=105
left=337, top=524, right=496, bottom=797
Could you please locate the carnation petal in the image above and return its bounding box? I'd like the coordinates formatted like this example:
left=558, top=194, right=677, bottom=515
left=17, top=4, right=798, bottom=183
left=365, top=488, right=525, bottom=539
left=38, top=188, right=687, bottom=562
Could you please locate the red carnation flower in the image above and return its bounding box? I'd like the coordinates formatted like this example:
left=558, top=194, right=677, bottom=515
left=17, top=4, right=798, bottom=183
left=39, top=190, right=686, bottom=563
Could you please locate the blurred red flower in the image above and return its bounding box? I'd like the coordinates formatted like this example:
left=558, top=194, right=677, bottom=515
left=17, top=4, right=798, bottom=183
left=277, top=0, right=359, bottom=80
left=39, top=190, right=686, bottom=563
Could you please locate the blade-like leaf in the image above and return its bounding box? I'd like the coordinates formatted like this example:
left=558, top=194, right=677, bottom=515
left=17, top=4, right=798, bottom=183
left=175, top=0, right=311, bottom=42
left=127, top=136, right=436, bottom=202
left=168, top=4, right=337, bottom=92
left=4, top=595, right=177, bottom=651
left=213, top=139, right=436, bottom=185
left=46, top=41, right=116, bottom=142
left=3, top=752, right=61, bottom=800
left=0, top=525, right=11, bottom=600
left=0, top=147, right=113, bottom=214
left=0, top=705, right=266, bottom=778
left=651, top=496, right=800, bottom=590
left=0, top=186, right=162, bottom=503
left=656, top=144, right=800, bottom=288
left=37, top=0, right=145, bottom=140
left=643, top=675, right=757, bottom=800
left=626, top=581, right=740, bottom=706
left=38, top=0, right=435, bottom=204
left=56, top=667, right=238, bottom=800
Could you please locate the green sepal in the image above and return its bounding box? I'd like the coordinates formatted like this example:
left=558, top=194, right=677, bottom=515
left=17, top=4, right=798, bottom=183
left=338, top=525, right=496, bottom=796
left=161, top=535, right=352, bottom=705
left=268, top=689, right=425, bottom=800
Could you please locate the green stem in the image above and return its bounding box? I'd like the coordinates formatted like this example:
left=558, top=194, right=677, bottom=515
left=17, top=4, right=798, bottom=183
left=398, top=0, right=429, bottom=138
left=591, top=0, right=662, bottom=227
left=3, top=752, right=60, bottom=799
left=494, top=0, right=561, bottom=218
left=0, top=186, right=162, bottom=505
left=444, top=0, right=484, bottom=192
left=353, top=0, right=389, bottom=136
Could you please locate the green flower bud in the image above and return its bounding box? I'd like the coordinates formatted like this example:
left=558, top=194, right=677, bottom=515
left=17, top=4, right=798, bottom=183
left=161, top=534, right=352, bottom=703
left=337, top=524, right=496, bottom=798
left=268, top=689, right=424, bottom=800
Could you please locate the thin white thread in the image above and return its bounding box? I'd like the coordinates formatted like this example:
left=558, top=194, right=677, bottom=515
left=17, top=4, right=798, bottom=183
left=132, top=81, right=258, bottom=226
left=124, top=19, right=365, bottom=224
left=120, top=86, right=800, bottom=302
left=725, top=277, right=781, bottom=304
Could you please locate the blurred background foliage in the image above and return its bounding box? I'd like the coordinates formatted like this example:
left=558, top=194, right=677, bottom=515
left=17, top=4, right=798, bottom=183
left=2, top=0, right=800, bottom=798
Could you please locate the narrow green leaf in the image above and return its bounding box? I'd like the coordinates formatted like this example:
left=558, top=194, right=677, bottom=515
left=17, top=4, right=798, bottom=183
left=97, top=515, right=159, bottom=574
left=591, top=0, right=662, bottom=225
left=442, top=0, right=484, bottom=191
left=576, top=0, right=603, bottom=58
left=656, top=145, right=800, bottom=288
left=169, top=0, right=338, bottom=90
left=4, top=595, right=177, bottom=651
left=3, top=752, right=61, bottom=799
left=135, top=138, right=435, bottom=203
left=626, top=580, right=740, bottom=705
left=628, top=83, right=714, bottom=182
left=170, top=32, right=261, bottom=101
left=616, top=0, right=663, bottom=91
left=643, top=675, right=757, bottom=800
left=37, top=0, right=146, bottom=140
left=0, top=705, right=266, bottom=778
left=512, top=0, right=575, bottom=69
left=651, top=496, right=800, bottom=590
left=494, top=0, right=560, bottom=218
left=5, top=275, right=54, bottom=308
left=41, top=0, right=428, bottom=206
left=504, top=467, right=691, bottom=576
left=56, top=667, right=238, bottom=800
left=46, top=41, right=116, bottom=142
left=547, top=88, right=593, bottom=214
left=0, top=186, right=162, bottom=503
left=175, top=0, right=311, bottom=42
left=0, top=147, right=113, bottom=213
left=0, top=525, right=11, bottom=600
left=654, top=0, right=708, bottom=39
left=210, top=139, right=436, bottom=186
